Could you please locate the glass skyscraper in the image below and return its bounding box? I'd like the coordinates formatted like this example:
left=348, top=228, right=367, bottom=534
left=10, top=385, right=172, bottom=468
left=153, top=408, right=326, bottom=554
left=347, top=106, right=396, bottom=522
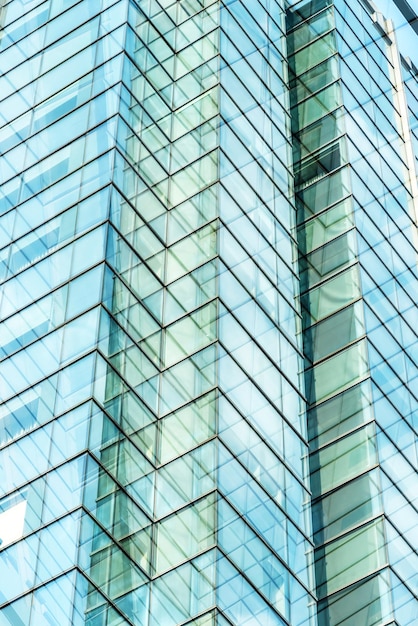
left=0, top=0, right=416, bottom=625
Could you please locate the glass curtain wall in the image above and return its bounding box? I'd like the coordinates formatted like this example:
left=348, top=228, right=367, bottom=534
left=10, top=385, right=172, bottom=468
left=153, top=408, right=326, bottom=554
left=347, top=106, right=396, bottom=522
left=287, top=0, right=418, bottom=625
left=335, top=1, right=418, bottom=623
left=2, top=0, right=415, bottom=624
left=0, top=1, right=317, bottom=625
left=0, top=0, right=132, bottom=623
left=217, top=0, right=316, bottom=624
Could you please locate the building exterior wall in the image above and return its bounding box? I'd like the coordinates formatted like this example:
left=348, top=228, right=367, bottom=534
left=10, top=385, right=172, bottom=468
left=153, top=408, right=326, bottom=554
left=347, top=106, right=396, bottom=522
left=0, top=0, right=416, bottom=625
left=287, top=0, right=418, bottom=624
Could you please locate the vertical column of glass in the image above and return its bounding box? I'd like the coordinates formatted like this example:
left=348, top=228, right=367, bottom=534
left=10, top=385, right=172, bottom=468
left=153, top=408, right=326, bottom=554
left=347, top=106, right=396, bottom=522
left=0, top=1, right=147, bottom=625
left=216, top=1, right=316, bottom=625
left=287, top=2, right=392, bottom=625
left=402, top=61, right=418, bottom=183
left=333, top=2, right=418, bottom=623
left=99, top=0, right=220, bottom=624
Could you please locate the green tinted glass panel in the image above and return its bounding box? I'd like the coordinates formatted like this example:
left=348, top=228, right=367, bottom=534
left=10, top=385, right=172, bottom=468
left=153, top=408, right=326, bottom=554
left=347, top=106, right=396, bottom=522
left=292, top=55, right=340, bottom=103
left=300, top=197, right=353, bottom=254
left=305, top=301, right=364, bottom=362
left=313, top=469, right=382, bottom=542
left=290, top=31, right=337, bottom=75
left=309, top=380, right=374, bottom=446
left=297, top=167, right=351, bottom=221
left=316, top=519, right=386, bottom=597
left=311, top=423, right=377, bottom=494
left=294, top=109, right=345, bottom=160
left=294, top=82, right=341, bottom=129
left=307, top=339, right=369, bottom=404
left=289, top=7, right=335, bottom=53
left=301, top=230, right=357, bottom=290
left=318, top=570, right=393, bottom=626
left=304, top=265, right=361, bottom=323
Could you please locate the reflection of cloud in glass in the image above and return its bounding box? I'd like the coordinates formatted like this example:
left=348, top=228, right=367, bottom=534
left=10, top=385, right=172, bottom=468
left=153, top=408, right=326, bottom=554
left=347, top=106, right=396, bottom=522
left=0, top=499, right=27, bottom=549
left=374, top=0, right=418, bottom=67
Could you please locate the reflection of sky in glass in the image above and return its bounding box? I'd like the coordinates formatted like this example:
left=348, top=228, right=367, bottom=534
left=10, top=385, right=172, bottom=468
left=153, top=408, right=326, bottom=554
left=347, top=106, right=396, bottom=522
left=287, top=0, right=417, bottom=68
left=374, top=0, right=418, bottom=67
left=0, top=500, right=26, bottom=549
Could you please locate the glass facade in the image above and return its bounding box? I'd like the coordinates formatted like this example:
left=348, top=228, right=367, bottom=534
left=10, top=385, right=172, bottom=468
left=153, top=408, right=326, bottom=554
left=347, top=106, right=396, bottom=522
left=0, top=1, right=416, bottom=625
left=287, top=0, right=418, bottom=625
